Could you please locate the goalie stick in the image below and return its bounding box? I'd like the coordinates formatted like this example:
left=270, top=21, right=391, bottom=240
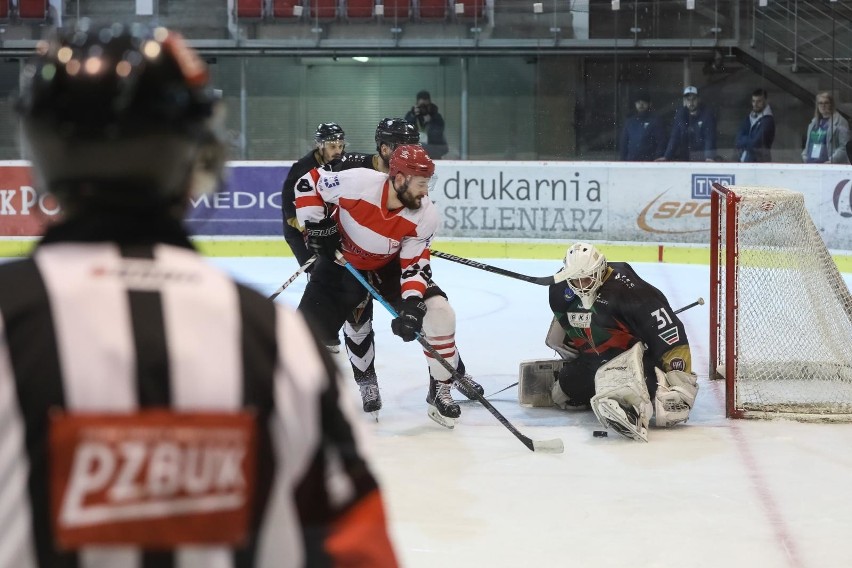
left=481, top=297, right=707, bottom=399
left=431, top=250, right=564, bottom=286
left=337, top=252, right=564, bottom=454
left=268, top=256, right=317, bottom=301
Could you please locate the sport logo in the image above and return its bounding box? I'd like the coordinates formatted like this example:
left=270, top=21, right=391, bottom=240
left=568, top=312, right=592, bottom=328
left=691, top=174, right=735, bottom=199
left=659, top=327, right=680, bottom=345
left=833, top=179, right=852, bottom=218
left=50, top=411, right=257, bottom=549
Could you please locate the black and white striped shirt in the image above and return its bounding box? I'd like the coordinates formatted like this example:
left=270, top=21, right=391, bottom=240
left=0, top=219, right=392, bottom=568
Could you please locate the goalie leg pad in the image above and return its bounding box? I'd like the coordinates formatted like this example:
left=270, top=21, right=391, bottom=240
left=518, top=359, right=561, bottom=407
left=654, top=369, right=699, bottom=427
left=590, top=343, right=652, bottom=442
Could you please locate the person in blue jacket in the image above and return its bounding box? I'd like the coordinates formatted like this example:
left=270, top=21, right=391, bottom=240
left=619, top=91, right=667, bottom=161
left=735, top=88, right=775, bottom=162
left=658, top=86, right=718, bottom=162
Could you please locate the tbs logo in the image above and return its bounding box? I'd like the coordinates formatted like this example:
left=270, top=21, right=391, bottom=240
left=834, top=179, right=852, bottom=218
left=691, top=174, right=735, bottom=199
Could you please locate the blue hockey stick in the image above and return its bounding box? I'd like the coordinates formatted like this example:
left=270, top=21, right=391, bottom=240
left=337, top=252, right=564, bottom=453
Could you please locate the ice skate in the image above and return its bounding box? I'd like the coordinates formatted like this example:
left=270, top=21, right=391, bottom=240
left=426, top=377, right=461, bottom=429
left=594, top=398, right=648, bottom=442
left=354, top=368, right=381, bottom=421
left=453, top=373, right=484, bottom=400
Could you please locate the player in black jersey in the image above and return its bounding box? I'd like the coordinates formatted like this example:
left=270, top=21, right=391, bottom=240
left=322, top=118, right=482, bottom=416
left=281, top=122, right=347, bottom=267
left=544, top=243, right=699, bottom=441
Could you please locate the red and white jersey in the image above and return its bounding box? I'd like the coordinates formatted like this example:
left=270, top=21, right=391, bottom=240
left=295, top=167, right=438, bottom=299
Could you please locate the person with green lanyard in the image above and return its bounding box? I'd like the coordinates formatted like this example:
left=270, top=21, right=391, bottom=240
left=802, top=91, right=849, bottom=164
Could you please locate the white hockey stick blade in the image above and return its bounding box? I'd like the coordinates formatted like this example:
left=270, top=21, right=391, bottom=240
left=532, top=438, right=564, bottom=453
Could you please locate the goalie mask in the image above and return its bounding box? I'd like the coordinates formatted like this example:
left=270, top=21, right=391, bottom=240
left=16, top=20, right=226, bottom=214
left=559, top=242, right=608, bottom=309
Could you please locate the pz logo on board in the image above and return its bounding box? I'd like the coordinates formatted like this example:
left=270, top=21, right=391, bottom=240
left=691, top=174, right=735, bottom=199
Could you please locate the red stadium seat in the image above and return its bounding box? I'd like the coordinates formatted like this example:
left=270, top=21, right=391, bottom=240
left=347, top=0, right=375, bottom=19
left=382, top=0, right=410, bottom=19
left=454, top=0, right=484, bottom=19
left=310, top=0, right=338, bottom=19
left=236, top=0, right=264, bottom=18
left=17, top=0, right=47, bottom=19
left=418, top=0, right=447, bottom=19
left=0, top=0, right=9, bottom=19
left=272, top=0, right=304, bottom=18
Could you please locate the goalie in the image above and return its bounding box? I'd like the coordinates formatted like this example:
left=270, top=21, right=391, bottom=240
left=520, top=242, right=698, bottom=442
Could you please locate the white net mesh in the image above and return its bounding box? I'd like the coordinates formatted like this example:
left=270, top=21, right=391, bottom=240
left=715, top=185, right=852, bottom=420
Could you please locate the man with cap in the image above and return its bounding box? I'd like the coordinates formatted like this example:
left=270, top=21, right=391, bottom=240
left=619, top=91, right=667, bottom=161
left=658, top=86, right=718, bottom=162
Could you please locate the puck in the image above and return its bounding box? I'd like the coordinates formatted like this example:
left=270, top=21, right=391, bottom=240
left=593, top=430, right=608, bottom=438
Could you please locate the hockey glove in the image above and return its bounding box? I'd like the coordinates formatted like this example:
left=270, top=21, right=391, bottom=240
left=391, top=297, right=427, bottom=342
left=304, top=217, right=341, bottom=260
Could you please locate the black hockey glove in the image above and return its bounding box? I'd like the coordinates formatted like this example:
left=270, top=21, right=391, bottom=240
left=304, top=217, right=341, bottom=260
left=391, top=297, right=427, bottom=342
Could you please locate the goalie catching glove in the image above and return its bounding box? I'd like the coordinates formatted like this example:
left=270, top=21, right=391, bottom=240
left=391, top=297, right=427, bottom=342
left=653, top=368, right=699, bottom=427
left=304, top=217, right=341, bottom=260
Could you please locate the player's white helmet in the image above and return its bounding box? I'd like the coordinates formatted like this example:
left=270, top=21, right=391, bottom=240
left=558, top=242, right=607, bottom=309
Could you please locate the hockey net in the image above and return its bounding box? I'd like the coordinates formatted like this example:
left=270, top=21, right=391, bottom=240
left=710, top=184, right=852, bottom=421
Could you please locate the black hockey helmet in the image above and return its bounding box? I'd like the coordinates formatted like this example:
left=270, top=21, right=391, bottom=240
left=16, top=20, right=226, bottom=211
left=314, top=122, right=345, bottom=145
left=375, top=117, right=419, bottom=150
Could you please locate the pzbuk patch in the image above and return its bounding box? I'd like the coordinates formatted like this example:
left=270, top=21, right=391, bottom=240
left=49, top=410, right=257, bottom=550
left=567, top=312, right=592, bottom=328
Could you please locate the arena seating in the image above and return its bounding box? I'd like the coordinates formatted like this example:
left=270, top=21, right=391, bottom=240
left=310, top=0, right=338, bottom=20
left=17, top=0, right=47, bottom=19
left=271, top=0, right=305, bottom=18
left=346, top=0, right=375, bottom=19
left=236, top=0, right=264, bottom=18
left=381, top=0, right=410, bottom=20
left=418, top=0, right=447, bottom=20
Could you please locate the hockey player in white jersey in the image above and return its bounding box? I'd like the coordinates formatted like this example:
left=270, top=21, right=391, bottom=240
left=329, top=118, right=482, bottom=417
left=295, top=144, right=479, bottom=428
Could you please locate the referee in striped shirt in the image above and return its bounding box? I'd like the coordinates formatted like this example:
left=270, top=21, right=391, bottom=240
left=0, top=21, right=398, bottom=568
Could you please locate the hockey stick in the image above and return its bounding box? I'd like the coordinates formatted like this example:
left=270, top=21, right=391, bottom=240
left=674, top=297, right=704, bottom=314
left=268, top=256, right=317, bottom=301
left=483, top=297, right=707, bottom=398
left=337, top=253, right=564, bottom=453
left=431, top=250, right=563, bottom=286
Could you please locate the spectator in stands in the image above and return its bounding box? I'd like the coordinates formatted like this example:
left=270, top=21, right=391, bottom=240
left=657, top=86, right=718, bottom=162
left=405, top=90, right=448, bottom=159
left=735, top=88, right=775, bottom=162
left=802, top=91, right=849, bottom=164
left=619, top=91, right=667, bottom=161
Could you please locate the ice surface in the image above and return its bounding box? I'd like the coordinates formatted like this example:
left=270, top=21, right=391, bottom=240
left=216, top=256, right=852, bottom=568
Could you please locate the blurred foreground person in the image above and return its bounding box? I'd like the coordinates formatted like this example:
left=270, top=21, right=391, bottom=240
left=0, top=21, right=397, bottom=568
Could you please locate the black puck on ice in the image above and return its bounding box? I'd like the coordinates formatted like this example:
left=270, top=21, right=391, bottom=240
left=593, top=430, right=608, bottom=438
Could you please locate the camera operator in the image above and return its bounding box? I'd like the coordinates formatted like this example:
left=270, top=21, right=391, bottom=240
left=404, top=90, right=449, bottom=158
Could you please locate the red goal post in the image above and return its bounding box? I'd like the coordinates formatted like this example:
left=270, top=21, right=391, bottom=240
left=710, top=183, right=852, bottom=420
